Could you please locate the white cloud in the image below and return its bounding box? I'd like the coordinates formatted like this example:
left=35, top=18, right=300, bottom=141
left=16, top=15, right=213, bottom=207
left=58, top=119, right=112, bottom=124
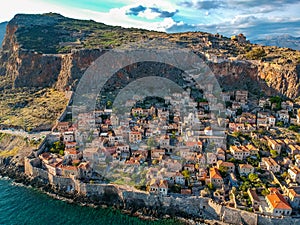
left=0, top=0, right=79, bottom=22
left=138, top=9, right=161, bottom=20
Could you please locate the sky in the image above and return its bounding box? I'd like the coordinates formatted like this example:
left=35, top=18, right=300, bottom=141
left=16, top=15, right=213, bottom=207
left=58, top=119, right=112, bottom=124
left=0, top=0, right=300, bottom=40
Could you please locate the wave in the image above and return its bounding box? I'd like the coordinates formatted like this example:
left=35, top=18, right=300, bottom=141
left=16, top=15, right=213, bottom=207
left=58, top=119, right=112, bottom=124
left=0, top=176, right=10, bottom=180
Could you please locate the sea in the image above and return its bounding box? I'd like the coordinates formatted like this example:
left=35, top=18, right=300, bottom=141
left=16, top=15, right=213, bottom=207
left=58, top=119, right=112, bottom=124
left=0, top=178, right=181, bottom=225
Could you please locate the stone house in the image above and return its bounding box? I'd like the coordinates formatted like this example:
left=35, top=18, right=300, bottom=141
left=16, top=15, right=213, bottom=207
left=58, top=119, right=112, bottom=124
left=206, top=152, right=217, bottom=165
left=286, top=188, right=300, bottom=209
left=238, top=164, right=254, bottom=176
left=267, top=139, right=283, bottom=155
left=261, top=157, right=280, bottom=173
left=288, top=166, right=300, bottom=183
left=131, top=108, right=143, bottom=116
left=230, top=146, right=250, bottom=160
left=209, top=168, right=224, bottom=188
left=129, top=131, right=142, bottom=143
left=56, top=122, right=70, bottom=132
left=151, top=149, right=165, bottom=161
left=266, top=189, right=292, bottom=216
left=175, top=172, right=185, bottom=185
left=183, top=164, right=195, bottom=173
left=63, top=131, right=75, bottom=143
left=78, top=162, right=93, bottom=179
left=276, top=110, right=290, bottom=124
left=148, top=179, right=168, bottom=195
left=60, top=165, right=79, bottom=178
left=217, top=160, right=235, bottom=173
left=65, top=141, right=77, bottom=149
left=64, top=148, right=81, bottom=160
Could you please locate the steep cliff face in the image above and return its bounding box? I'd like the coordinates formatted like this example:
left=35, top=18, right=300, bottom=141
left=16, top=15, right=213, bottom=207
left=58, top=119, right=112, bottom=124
left=0, top=15, right=104, bottom=90
left=256, top=62, right=300, bottom=98
left=209, top=60, right=300, bottom=98
left=55, top=49, right=105, bottom=90
left=0, top=13, right=299, bottom=98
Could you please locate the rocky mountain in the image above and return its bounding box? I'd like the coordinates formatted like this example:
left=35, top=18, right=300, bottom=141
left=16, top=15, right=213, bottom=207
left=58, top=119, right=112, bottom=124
left=0, top=22, right=8, bottom=47
left=253, top=35, right=300, bottom=51
left=0, top=13, right=299, bottom=99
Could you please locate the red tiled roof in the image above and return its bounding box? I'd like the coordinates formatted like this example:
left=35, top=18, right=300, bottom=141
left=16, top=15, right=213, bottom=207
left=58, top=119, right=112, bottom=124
left=210, top=168, right=222, bottom=179
left=266, top=191, right=292, bottom=210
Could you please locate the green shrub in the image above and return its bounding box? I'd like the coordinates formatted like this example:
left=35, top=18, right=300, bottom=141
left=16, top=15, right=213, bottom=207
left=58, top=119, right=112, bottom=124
left=246, top=48, right=266, bottom=60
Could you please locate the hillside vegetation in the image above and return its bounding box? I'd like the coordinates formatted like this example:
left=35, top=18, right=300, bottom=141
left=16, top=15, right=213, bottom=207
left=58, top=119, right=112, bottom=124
left=0, top=133, right=37, bottom=160
left=0, top=88, right=68, bottom=131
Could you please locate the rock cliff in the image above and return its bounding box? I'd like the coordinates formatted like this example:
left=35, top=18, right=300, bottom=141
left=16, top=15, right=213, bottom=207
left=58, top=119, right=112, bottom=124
left=0, top=13, right=299, bottom=98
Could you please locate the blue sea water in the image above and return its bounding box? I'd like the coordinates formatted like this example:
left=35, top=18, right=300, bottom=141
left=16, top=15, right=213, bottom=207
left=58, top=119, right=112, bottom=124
left=0, top=178, right=179, bottom=225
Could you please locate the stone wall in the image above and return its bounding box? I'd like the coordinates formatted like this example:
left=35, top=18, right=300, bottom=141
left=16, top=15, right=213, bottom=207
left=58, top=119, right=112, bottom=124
left=257, top=215, right=300, bottom=225
left=222, top=206, right=257, bottom=225
left=49, top=173, right=74, bottom=192
left=24, top=162, right=300, bottom=224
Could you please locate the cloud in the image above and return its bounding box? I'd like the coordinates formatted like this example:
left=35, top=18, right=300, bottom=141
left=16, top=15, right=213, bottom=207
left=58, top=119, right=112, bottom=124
left=149, top=7, right=179, bottom=18
left=126, top=5, right=178, bottom=19
left=125, top=5, right=146, bottom=16
left=178, top=0, right=300, bottom=15
left=232, top=0, right=300, bottom=8
left=178, top=0, right=225, bottom=10
left=165, top=15, right=300, bottom=40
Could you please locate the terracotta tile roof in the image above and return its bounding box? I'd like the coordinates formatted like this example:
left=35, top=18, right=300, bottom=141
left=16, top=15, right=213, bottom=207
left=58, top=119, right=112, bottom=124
left=289, top=166, right=300, bottom=174
left=159, top=180, right=168, bottom=189
left=217, top=160, right=234, bottom=168
left=61, top=165, right=78, bottom=171
left=210, top=168, right=223, bottom=179
left=78, top=162, right=90, bottom=170
left=130, top=131, right=142, bottom=135
left=239, top=164, right=254, bottom=169
left=149, top=179, right=168, bottom=189
left=262, top=157, right=279, bottom=167
left=266, top=191, right=292, bottom=210
left=65, top=148, right=79, bottom=155
left=186, top=141, right=202, bottom=147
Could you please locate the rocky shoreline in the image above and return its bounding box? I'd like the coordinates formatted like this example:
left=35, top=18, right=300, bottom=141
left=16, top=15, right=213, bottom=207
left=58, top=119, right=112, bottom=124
left=0, top=160, right=227, bottom=225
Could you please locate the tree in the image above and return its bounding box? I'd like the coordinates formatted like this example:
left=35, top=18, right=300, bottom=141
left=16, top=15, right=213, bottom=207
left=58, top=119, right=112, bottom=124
left=218, top=165, right=228, bottom=177
left=106, top=100, right=112, bottom=108
left=171, top=131, right=176, bottom=139
left=236, top=108, right=243, bottom=116
left=170, top=184, right=181, bottom=193
left=246, top=48, right=266, bottom=60
left=261, top=189, right=270, bottom=196
left=182, top=170, right=190, bottom=179
left=147, top=137, right=156, bottom=150
left=232, top=131, right=242, bottom=138
left=281, top=171, right=288, bottom=179
left=152, top=159, right=159, bottom=165
left=248, top=173, right=258, bottom=182
left=247, top=156, right=259, bottom=167
left=270, top=149, right=278, bottom=158
left=207, top=182, right=214, bottom=190
left=228, top=158, right=236, bottom=163
left=288, top=125, right=300, bottom=132
left=276, top=121, right=284, bottom=127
